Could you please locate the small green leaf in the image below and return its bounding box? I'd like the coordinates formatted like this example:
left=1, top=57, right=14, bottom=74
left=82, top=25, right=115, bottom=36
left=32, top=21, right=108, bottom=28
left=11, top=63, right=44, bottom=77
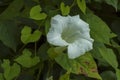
left=77, top=0, right=86, bottom=14
left=21, top=26, right=42, bottom=44
left=30, top=5, right=47, bottom=20
left=15, top=49, right=40, bottom=68
left=116, top=69, right=120, bottom=80
left=55, top=53, right=102, bottom=80
left=1, top=60, right=21, bottom=80
left=60, top=2, right=70, bottom=16
left=104, top=0, right=118, bottom=11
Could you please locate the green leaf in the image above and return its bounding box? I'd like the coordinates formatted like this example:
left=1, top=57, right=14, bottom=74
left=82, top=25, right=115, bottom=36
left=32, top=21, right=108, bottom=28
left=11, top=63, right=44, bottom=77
left=0, top=73, right=4, bottom=80
left=45, top=18, right=51, bottom=34
left=59, top=72, right=70, bottom=80
left=85, top=10, right=111, bottom=44
left=100, top=71, right=116, bottom=80
left=0, top=0, right=24, bottom=20
left=1, top=60, right=21, bottom=80
left=60, top=2, right=70, bottom=16
left=55, top=53, right=102, bottom=80
left=15, top=49, right=40, bottom=68
left=91, top=42, right=110, bottom=67
left=0, top=21, right=19, bottom=51
left=99, top=46, right=118, bottom=69
left=116, top=69, right=120, bottom=80
left=21, top=26, right=42, bottom=44
left=30, top=5, right=47, bottom=20
left=77, top=0, right=86, bottom=14
left=104, top=0, right=118, bottom=11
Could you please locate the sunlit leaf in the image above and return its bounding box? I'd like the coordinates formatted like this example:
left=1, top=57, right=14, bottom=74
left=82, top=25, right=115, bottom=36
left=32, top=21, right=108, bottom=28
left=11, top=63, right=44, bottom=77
left=1, top=60, right=21, bottom=80
left=21, top=26, right=42, bottom=44
left=30, top=5, right=47, bottom=20
left=77, top=0, right=86, bottom=14
left=60, top=2, right=70, bottom=16
left=15, top=49, right=40, bottom=68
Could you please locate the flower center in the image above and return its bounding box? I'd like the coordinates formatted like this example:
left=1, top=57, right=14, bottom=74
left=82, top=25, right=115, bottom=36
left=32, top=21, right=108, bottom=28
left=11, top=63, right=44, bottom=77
left=61, top=25, right=81, bottom=43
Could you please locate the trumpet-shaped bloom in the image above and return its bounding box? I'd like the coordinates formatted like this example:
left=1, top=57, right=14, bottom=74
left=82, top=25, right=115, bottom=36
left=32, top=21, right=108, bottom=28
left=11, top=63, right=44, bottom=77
left=47, top=15, right=94, bottom=59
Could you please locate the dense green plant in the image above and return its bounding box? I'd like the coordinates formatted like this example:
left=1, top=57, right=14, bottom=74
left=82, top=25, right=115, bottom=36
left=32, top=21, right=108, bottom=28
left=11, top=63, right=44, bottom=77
left=0, top=0, right=120, bottom=80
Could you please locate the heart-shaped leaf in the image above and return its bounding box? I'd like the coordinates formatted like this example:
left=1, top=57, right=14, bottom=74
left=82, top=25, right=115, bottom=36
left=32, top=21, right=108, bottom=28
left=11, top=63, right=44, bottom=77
left=14, top=49, right=40, bottom=68
left=1, top=60, right=21, bottom=80
left=77, top=0, right=86, bottom=14
left=21, top=26, right=42, bottom=44
left=60, top=2, right=70, bottom=16
left=30, top=5, right=47, bottom=20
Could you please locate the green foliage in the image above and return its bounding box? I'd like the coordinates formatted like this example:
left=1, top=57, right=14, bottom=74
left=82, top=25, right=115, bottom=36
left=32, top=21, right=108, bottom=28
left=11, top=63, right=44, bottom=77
left=1, top=60, right=21, bottom=80
left=0, top=21, right=19, bottom=51
left=77, top=0, right=86, bottom=14
left=84, top=10, right=111, bottom=44
left=104, top=0, right=118, bottom=11
left=55, top=53, right=102, bottom=80
left=21, top=26, right=42, bottom=44
left=60, top=2, right=70, bottom=16
left=30, top=5, right=47, bottom=20
left=116, top=69, right=120, bottom=80
left=0, top=0, right=120, bottom=80
left=15, top=49, right=40, bottom=68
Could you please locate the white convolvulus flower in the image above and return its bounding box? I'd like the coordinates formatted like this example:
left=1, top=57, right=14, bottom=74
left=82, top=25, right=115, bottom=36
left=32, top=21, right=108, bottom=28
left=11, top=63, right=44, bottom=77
left=47, top=15, right=94, bottom=59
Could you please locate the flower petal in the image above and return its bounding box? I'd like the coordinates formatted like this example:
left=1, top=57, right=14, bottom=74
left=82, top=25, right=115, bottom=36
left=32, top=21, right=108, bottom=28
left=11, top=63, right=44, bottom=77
left=68, top=38, right=93, bottom=59
left=51, top=15, right=69, bottom=33
left=47, top=27, right=69, bottom=46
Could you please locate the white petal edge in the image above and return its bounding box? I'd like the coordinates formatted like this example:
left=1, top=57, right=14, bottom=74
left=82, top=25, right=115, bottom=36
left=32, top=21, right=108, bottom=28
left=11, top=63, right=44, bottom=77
left=68, top=38, right=93, bottom=59
left=51, top=15, right=69, bottom=33
left=47, top=27, right=69, bottom=46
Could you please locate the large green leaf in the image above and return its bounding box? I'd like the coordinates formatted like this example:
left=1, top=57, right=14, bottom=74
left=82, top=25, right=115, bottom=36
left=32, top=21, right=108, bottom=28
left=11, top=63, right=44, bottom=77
left=15, top=49, right=40, bottom=68
left=98, top=45, right=118, bottom=69
left=60, top=2, right=70, bottom=16
left=116, top=69, right=120, bottom=80
left=1, top=60, right=21, bottom=80
left=0, top=21, right=19, bottom=51
left=84, top=10, right=111, bottom=44
left=55, top=53, right=102, bottom=80
left=77, top=0, right=86, bottom=14
left=0, top=0, right=24, bottom=20
left=30, top=5, right=47, bottom=20
left=21, top=26, right=42, bottom=44
left=104, top=0, right=118, bottom=10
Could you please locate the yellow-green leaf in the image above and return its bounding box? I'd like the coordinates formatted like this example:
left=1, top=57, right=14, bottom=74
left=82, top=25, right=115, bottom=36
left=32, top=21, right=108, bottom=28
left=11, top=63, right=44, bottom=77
left=60, top=2, right=70, bottom=16
left=30, top=5, right=47, bottom=20
left=21, top=26, right=42, bottom=44
left=77, top=0, right=86, bottom=14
